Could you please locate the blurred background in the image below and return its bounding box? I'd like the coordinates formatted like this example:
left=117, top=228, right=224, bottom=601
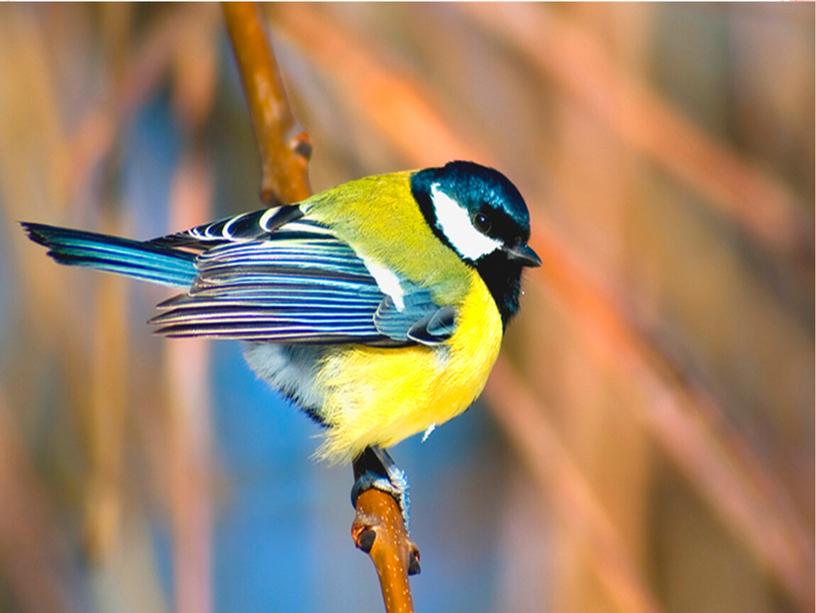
left=0, top=3, right=812, bottom=613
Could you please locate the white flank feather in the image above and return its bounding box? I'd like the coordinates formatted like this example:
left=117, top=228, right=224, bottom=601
left=364, top=259, right=405, bottom=311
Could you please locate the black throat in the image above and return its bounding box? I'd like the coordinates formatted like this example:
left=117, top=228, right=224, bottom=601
left=476, top=251, right=523, bottom=328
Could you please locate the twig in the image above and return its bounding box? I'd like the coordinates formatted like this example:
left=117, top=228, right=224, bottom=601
left=223, top=2, right=311, bottom=205
left=352, top=490, right=417, bottom=613
left=222, top=4, right=416, bottom=611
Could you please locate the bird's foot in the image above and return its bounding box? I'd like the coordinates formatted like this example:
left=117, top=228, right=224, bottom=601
left=351, top=446, right=411, bottom=533
left=351, top=446, right=420, bottom=575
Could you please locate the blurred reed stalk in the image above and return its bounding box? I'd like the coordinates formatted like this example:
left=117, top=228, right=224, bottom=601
left=82, top=3, right=131, bottom=566
left=463, top=3, right=809, bottom=262
left=65, top=5, right=200, bottom=204
left=0, top=392, right=70, bottom=613
left=486, top=361, right=663, bottom=613
left=164, top=8, right=220, bottom=613
left=2, top=5, right=218, bottom=612
left=532, top=8, right=655, bottom=609
left=269, top=3, right=813, bottom=610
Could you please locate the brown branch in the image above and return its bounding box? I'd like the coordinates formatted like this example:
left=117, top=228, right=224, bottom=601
left=352, top=490, right=418, bottom=613
left=223, top=4, right=416, bottom=611
left=223, top=2, right=311, bottom=205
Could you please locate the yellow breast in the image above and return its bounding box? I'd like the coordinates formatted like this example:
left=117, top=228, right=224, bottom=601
left=314, top=269, right=503, bottom=463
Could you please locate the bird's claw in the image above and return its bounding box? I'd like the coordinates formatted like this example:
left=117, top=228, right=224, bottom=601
left=351, top=446, right=412, bottom=531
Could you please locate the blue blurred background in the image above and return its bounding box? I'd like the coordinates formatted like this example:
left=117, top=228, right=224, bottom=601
left=0, top=4, right=812, bottom=613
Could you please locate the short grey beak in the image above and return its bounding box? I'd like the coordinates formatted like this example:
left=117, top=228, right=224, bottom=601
left=504, top=243, right=541, bottom=267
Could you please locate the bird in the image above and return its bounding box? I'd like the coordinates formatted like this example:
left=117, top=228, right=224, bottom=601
left=21, top=160, right=540, bottom=521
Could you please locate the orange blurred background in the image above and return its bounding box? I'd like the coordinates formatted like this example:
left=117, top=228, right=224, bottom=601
left=0, top=4, right=812, bottom=613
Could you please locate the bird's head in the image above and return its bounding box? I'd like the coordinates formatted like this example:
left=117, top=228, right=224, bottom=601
left=410, top=161, right=540, bottom=269
left=411, top=161, right=540, bottom=325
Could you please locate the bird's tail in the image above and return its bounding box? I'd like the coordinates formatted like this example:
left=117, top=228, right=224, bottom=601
left=20, top=222, right=197, bottom=287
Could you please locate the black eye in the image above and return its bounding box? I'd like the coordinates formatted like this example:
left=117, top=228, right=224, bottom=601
left=473, top=212, right=492, bottom=233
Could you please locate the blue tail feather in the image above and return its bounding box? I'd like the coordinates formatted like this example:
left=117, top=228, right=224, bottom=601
left=21, top=222, right=197, bottom=287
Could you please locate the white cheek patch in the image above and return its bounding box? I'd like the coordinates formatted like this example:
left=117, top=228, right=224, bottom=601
left=430, top=183, right=501, bottom=261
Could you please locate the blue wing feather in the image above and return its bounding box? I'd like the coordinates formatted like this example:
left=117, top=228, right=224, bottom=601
left=21, top=222, right=196, bottom=286
left=151, top=226, right=393, bottom=342
left=22, top=209, right=455, bottom=345
left=152, top=223, right=456, bottom=344
left=149, top=205, right=309, bottom=249
left=23, top=214, right=457, bottom=345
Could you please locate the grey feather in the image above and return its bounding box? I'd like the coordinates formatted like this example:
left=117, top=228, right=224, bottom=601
left=374, top=290, right=456, bottom=346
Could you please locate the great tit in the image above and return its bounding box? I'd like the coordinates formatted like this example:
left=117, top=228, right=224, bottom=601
left=21, top=160, right=539, bottom=516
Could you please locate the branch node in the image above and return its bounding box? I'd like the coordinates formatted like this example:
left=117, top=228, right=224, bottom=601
left=408, top=548, right=421, bottom=576
left=354, top=526, right=377, bottom=554
left=290, top=130, right=313, bottom=161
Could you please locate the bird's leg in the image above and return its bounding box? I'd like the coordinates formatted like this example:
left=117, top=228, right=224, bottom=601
left=351, top=446, right=411, bottom=528
left=351, top=446, right=421, bottom=577
left=351, top=446, right=420, bottom=575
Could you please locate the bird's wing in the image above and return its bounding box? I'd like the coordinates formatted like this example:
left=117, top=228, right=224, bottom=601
left=148, top=205, right=311, bottom=250
left=149, top=208, right=456, bottom=345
